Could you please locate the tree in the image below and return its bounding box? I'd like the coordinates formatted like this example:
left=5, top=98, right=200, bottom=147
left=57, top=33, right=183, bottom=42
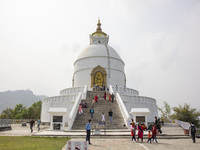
left=12, top=104, right=27, bottom=119
left=158, top=101, right=171, bottom=122
left=171, top=103, right=200, bottom=127
left=0, top=108, right=13, bottom=119
left=0, top=101, right=42, bottom=119
left=26, top=101, right=42, bottom=119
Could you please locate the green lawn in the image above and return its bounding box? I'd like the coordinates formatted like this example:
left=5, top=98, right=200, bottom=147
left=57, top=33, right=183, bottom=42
left=0, top=136, right=70, bottom=150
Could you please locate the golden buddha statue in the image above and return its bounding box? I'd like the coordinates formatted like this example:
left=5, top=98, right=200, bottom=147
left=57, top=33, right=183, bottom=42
left=95, top=72, right=103, bottom=87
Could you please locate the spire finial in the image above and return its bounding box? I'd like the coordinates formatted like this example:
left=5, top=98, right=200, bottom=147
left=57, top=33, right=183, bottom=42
left=91, top=18, right=107, bottom=37
left=96, top=18, right=102, bottom=31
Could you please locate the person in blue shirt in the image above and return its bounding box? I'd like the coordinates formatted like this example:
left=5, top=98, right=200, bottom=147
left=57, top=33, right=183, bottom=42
left=37, top=118, right=41, bottom=131
left=86, top=119, right=92, bottom=144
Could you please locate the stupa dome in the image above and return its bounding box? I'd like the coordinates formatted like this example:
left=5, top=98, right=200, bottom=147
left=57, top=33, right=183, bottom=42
left=73, top=19, right=126, bottom=89
left=76, top=44, right=123, bottom=63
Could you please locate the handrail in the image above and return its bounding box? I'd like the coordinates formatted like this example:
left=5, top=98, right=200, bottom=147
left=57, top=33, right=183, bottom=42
left=68, top=85, right=88, bottom=130
left=68, top=92, right=82, bottom=130
left=109, top=85, right=130, bottom=127
left=109, top=85, right=114, bottom=94
left=116, top=93, right=130, bottom=127
left=82, top=85, right=88, bottom=100
left=175, top=119, right=190, bottom=130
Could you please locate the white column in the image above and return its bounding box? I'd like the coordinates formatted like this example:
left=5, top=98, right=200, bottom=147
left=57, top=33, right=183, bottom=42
left=134, top=115, right=136, bottom=124
left=145, top=115, right=147, bottom=126
left=50, top=114, right=53, bottom=130
left=62, top=115, right=65, bottom=131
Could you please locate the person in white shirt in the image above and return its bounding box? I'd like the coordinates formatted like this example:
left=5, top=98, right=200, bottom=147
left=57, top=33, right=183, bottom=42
left=101, top=113, right=105, bottom=125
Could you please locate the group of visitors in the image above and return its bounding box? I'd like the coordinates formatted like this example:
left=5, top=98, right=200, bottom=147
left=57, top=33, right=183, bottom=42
left=79, top=102, right=88, bottom=114
left=29, top=118, right=41, bottom=133
left=130, top=118, right=159, bottom=144
left=86, top=109, right=114, bottom=145
left=103, top=92, right=114, bottom=103
left=94, top=85, right=108, bottom=91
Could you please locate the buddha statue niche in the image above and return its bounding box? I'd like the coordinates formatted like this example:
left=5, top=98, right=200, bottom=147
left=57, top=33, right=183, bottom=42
left=94, top=71, right=104, bottom=87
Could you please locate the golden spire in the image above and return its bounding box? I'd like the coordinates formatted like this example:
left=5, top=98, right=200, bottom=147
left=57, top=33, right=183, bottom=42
left=92, top=19, right=107, bottom=37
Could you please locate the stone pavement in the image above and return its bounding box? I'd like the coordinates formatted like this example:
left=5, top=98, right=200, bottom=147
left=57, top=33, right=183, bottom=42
left=1, top=123, right=200, bottom=150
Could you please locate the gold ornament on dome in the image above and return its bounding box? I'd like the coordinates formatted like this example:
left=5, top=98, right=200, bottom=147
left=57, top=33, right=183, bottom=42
left=91, top=65, right=107, bottom=87
left=92, top=19, right=107, bottom=37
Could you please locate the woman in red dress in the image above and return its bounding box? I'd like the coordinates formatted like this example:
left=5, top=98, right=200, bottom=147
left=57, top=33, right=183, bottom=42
left=103, top=92, right=106, bottom=100
left=109, top=94, right=111, bottom=102
left=94, top=94, right=98, bottom=102
left=137, top=122, right=144, bottom=142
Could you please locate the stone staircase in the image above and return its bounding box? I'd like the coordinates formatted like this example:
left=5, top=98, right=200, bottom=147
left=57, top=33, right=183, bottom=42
left=72, top=91, right=127, bottom=130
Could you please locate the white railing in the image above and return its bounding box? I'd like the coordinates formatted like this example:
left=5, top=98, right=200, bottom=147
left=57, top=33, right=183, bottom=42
left=111, top=86, right=139, bottom=96
left=120, top=95, right=156, bottom=104
left=43, top=94, right=79, bottom=103
left=175, top=119, right=190, bottom=130
left=68, top=85, right=88, bottom=130
left=68, top=92, right=82, bottom=130
left=82, top=85, right=88, bottom=100
left=60, top=87, right=84, bottom=95
left=109, top=85, right=130, bottom=127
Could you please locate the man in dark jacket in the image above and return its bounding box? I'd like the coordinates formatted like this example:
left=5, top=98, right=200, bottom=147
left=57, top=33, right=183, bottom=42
left=30, top=119, right=35, bottom=133
left=190, top=122, right=196, bottom=143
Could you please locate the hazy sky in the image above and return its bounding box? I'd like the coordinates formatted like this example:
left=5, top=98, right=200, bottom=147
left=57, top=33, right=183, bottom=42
left=0, top=0, right=200, bottom=110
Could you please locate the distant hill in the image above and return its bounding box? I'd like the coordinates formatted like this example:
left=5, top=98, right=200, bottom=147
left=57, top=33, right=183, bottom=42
left=0, top=90, right=48, bottom=113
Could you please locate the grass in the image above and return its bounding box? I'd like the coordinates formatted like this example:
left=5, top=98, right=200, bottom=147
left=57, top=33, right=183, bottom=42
left=0, top=136, right=70, bottom=150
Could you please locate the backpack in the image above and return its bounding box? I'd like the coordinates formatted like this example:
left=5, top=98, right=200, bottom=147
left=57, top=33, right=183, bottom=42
left=191, top=125, right=196, bottom=134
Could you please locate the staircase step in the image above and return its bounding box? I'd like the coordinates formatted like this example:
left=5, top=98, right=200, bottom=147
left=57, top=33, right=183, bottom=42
left=72, top=91, right=127, bottom=130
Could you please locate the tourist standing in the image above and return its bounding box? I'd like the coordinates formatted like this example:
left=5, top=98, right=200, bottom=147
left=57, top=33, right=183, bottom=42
left=94, top=94, right=98, bottom=103
left=111, top=93, right=114, bottom=103
left=37, top=118, right=41, bottom=131
left=161, top=117, right=164, bottom=126
left=86, top=119, right=92, bottom=144
left=89, top=107, right=94, bottom=118
left=190, top=122, right=197, bottom=143
left=30, top=119, right=35, bottom=133
left=130, top=123, right=136, bottom=142
left=101, top=113, right=105, bottom=125
left=104, top=92, right=106, bottom=100
left=109, top=94, right=111, bottom=102
left=91, top=98, right=95, bottom=107
left=137, top=122, right=144, bottom=142
left=152, top=124, right=158, bottom=143
left=79, top=104, right=83, bottom=114
left=108, top=109, right=113, bottom=124
left=147, top=130, right=152, bottom=143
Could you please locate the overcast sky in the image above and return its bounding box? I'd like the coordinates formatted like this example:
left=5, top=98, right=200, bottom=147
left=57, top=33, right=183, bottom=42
left=0, top=0, right=200, bottom=110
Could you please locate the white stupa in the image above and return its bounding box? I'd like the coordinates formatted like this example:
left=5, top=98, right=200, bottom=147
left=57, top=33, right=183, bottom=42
left=73, top=19, right=125, bottom=88
left=41, top=19, right=158, bottom=130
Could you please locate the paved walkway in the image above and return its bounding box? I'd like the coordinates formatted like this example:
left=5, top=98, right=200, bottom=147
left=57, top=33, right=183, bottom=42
left=1, top=123, right=200, bottom=150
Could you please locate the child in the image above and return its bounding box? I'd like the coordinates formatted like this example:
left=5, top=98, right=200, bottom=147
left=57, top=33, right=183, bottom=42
left=91, top=98, right=95, bottom=107
left=147, top=130, right=152, bottom=143
left=131, top=123, right=136, bottom=142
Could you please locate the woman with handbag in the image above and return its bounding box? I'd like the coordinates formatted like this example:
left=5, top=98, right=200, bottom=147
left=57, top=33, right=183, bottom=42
left=137, top=122, right=144, bottom=142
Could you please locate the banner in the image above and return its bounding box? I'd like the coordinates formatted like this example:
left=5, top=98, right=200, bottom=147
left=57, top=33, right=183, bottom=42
left=66, top=141, right=89, bottom=150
